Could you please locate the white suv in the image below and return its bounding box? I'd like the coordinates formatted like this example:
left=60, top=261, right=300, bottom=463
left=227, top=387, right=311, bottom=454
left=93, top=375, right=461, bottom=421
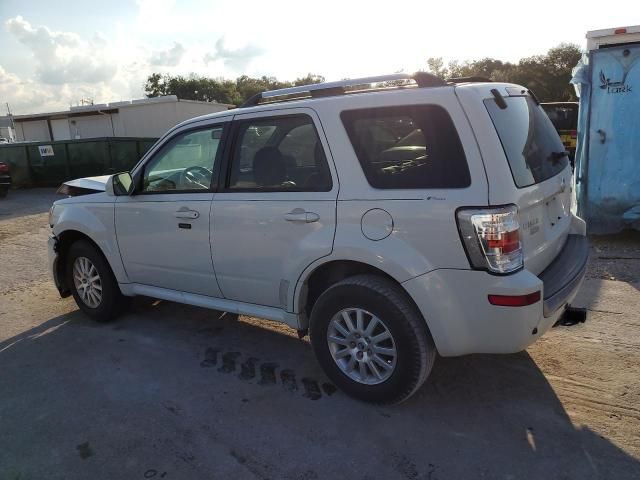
left=48, top=73, right=588, bottom=404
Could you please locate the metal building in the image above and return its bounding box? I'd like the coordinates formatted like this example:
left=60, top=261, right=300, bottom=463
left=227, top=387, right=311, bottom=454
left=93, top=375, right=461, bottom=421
left=11, top=96, right=233, bottom=142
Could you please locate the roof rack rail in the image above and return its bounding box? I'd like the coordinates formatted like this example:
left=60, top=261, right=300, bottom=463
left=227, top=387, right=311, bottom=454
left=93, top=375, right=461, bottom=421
left=241, top=72, right=446, bottom=107
left=447, top=76, right=492, bottom=83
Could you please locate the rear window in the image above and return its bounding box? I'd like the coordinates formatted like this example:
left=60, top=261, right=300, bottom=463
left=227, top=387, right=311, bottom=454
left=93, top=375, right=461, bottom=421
left=485, top=96, right=568, bottom=188
left=541, top=104, right=578, bottom=131
left=340, top=105, right=470, bottom=189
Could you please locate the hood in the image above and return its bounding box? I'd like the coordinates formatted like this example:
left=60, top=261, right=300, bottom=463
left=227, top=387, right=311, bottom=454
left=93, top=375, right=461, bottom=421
left=57, top=175, right=110, bottom=196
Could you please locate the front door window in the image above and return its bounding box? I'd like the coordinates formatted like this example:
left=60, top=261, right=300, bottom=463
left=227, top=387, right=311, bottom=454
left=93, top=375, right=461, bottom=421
left=142, top=126, right=224, bottom=192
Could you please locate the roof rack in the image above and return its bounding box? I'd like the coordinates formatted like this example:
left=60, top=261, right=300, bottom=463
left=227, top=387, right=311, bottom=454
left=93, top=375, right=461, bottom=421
left=447, top=76, right=492, bottom=83
left=241, top=72, right=447, bottom=107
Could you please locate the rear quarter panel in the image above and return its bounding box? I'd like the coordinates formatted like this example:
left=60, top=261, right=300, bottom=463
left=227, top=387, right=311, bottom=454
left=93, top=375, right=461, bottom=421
left=293, top=87, right=489, bottom=311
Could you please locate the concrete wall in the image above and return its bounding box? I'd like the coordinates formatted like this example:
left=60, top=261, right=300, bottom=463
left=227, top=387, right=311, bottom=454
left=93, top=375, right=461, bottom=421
left=175, top=101, right=229, bottom=125
left=117, top=101, right=228, bottom=137
left=14, top=100, right=230, bottom=141
left=0, top=126, right=15, bottom=141
left=69, top=115, right=114, bottom=139
left=19, top=120, right=50, bottom=142
left=51, top=119, right=71, bottom=140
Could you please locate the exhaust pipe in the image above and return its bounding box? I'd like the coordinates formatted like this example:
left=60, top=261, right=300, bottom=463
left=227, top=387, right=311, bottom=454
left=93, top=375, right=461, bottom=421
left=554, top=306, right=587, bottom=327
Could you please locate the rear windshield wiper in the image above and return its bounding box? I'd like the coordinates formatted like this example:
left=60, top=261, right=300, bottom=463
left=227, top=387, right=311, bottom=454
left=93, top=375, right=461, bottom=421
left=490, top=88, right=508, bottom=109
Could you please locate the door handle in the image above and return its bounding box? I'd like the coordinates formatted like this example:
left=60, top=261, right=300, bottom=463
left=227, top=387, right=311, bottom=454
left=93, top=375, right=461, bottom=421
left=284, top=209, right=320, bottom=223
left=175, top=208, right=199, bottom=219
left=597, top=129, right=606, bottom=144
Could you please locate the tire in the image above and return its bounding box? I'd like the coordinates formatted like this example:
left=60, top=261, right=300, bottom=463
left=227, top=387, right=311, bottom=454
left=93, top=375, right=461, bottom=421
left=310, top=274, right=436, bottom=405
left=0, top=187, right=7, bottom=198
left=66, top=240, right=126, bottom=322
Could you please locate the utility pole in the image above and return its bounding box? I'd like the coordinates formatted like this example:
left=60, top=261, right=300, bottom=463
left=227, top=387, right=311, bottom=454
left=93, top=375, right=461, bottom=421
left=5, top=102, right=16, bottom=142
left=6, top=103, right=15, bottom=129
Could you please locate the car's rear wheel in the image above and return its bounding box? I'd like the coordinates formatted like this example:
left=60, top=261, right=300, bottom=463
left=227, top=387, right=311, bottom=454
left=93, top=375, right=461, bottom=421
left=66, top=240, right=126, bottom=322
left=310, top=274, right=436, bottom=404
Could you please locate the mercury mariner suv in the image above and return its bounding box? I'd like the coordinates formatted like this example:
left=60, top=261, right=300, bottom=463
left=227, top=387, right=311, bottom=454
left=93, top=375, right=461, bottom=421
left=48, top=73, right=588, bottom=404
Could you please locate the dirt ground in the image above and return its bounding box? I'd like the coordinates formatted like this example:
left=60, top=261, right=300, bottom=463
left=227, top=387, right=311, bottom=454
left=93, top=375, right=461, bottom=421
left=1, top=188, right=639, bottom=480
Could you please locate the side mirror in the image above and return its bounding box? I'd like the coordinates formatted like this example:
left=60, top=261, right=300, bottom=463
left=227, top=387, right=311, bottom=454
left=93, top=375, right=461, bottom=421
left=105, top=172, right=134, bottom=196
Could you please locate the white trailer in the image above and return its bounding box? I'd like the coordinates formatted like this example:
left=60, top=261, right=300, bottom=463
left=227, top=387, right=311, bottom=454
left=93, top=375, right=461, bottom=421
left=573, top=25, right=640, bottom=233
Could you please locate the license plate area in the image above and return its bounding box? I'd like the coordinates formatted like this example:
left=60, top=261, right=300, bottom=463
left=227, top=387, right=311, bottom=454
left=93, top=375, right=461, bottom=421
left=545, top=195, right=567, bottom=229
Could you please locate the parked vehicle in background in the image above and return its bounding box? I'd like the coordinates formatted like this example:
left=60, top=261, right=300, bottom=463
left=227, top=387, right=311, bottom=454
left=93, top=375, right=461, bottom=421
left=541, top=102, right=578, bottom=167
left=48, top=73, right=588, bottom=404
left=0, top=161, right=11, bottom=198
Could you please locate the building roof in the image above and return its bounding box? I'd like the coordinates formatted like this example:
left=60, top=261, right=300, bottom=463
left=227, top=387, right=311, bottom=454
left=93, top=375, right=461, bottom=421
left=13, top=96, right=234, bottom=122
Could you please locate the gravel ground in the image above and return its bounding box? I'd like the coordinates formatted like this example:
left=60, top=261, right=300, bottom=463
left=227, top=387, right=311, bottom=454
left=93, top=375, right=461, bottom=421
left=1, top=188, right=639, bottom=480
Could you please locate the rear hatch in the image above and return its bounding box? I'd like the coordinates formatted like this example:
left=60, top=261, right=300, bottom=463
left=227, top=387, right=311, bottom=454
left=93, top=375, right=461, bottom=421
left=461, top=85, right=572, bottom=275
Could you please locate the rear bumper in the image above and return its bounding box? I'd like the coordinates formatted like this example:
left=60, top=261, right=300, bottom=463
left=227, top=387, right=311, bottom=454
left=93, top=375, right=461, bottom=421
left=402, top=234, right=588, bottom=357
left=539, top=234, right=589, bottom=317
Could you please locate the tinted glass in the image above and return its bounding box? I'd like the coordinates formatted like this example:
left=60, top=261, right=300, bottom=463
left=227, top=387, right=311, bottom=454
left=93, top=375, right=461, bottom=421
left=340, top=105, right=470, bottom=189
left=485, top=96, right=568, bottom=188
left=541, top=104, right=578, bottom=131
left=142, top=126, right=224, bottom=192
left=228, top=115, right=332, bottom=192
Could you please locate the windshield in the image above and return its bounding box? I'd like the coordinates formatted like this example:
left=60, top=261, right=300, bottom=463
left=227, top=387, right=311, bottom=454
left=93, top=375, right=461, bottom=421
left=485, top=95, right=568, bottom=188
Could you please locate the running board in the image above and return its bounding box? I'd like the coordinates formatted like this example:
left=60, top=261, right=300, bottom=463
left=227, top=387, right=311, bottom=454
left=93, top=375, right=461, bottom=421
left=119, top=283, right=301, bottom=329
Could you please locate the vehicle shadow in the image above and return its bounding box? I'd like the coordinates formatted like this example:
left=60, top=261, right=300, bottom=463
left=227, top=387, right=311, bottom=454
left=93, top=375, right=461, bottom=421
left=0, top=300, right=638, bottom=480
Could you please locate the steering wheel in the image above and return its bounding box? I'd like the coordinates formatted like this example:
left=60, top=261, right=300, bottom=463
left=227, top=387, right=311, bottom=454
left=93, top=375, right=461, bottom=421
left=183, top=166, right=212, bottom=189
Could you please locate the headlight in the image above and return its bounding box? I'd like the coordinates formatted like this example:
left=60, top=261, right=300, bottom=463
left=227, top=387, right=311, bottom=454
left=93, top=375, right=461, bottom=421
left=48, top=205, right=56, bottom=227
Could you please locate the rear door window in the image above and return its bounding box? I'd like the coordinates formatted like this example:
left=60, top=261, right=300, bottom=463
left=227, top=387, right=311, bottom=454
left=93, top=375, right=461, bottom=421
left=485, top=95, right=568, bottom=188
left=227, top=114, right=332, bottom=192
left=340, top=105, right=470, bottom=189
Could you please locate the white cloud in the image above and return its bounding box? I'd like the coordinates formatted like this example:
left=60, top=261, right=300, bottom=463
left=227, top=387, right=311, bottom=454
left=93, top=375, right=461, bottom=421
left=5, top=16, right=117, bottom=85
left=135, top=0, right=176, bottom=28
left=0, top=16, right=148, bottom=114
left=0, top=64, right=120, bottom=114
left=149, top=42, right=186, bottom=67
left=203, top=37, right=265, bottom=72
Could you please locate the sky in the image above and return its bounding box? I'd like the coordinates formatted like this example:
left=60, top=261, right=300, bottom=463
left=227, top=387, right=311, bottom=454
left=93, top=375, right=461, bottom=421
left=0, top=0, right=637, bottom=114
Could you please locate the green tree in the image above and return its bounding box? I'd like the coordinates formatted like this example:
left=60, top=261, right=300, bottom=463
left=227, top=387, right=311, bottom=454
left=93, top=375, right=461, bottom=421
left=294, top=73, right=325, bottom=86
left=144, top=72, right=326, bottom=106
left=426, top=43, right=582, bottom=101
left=425, top=57, right=449, bottom=79
left=144, top=73, right=168, bottom=97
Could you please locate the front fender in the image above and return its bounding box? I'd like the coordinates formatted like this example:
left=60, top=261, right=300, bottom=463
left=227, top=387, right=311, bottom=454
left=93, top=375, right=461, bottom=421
left=52, top=201, right=129, bottom=283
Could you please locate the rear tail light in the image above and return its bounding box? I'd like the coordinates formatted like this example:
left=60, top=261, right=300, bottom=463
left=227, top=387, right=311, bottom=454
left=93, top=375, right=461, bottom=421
left=456, top=205, right=523, bottom=274
left=570, top=130, right=577, bottom=139
left=0, top=162, right=9, bottom=173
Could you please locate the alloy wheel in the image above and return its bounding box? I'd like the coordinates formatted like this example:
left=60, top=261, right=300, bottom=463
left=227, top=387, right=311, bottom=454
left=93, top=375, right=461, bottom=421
left=72, top=256, right=102, bottom=308
left=326, top=308, right=397, bottom=385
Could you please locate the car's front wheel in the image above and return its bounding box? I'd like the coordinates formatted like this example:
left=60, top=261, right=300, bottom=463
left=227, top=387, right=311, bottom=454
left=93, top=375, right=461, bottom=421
left=310, top=274, right=436, bottom=404
left=66, top=240, right=126, bottom=322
